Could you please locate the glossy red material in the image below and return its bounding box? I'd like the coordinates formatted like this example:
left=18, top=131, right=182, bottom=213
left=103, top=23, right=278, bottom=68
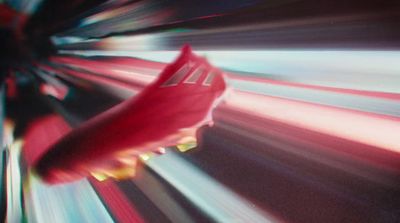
left=23, top=115, right=71, bottom=166
left=34, top=45, right=227, bottom=184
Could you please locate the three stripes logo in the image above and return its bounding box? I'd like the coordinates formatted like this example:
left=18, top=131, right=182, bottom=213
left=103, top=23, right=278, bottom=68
left=161, top=60, right=217, bottom=87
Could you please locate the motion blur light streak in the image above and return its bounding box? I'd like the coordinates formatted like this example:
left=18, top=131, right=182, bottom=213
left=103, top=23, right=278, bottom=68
left=58, top=50, right=400, bottom=93
left=230, top=80, right=400, bottom=117
left=214, top=93, right=400, bottom=188
left=36, top=64, right=139, bottom=97
left=224, top=91, right=400, bottom=154
left=41, top=53, right=400, bottom=117
left=35, top=70, right=70, bottom=100
left=25, top=176, right=114, bottom=223
left=90, top=179, right=145, bottom=223
left=60, top=0, right=268, bottom=38
left=138, top=151, right=278, bottom=223
left=6, top=140, right=23, bottom=223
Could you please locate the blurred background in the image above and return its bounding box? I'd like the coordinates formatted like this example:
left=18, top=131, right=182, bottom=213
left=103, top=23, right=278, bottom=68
left=1, top=0, right=400, bottom=222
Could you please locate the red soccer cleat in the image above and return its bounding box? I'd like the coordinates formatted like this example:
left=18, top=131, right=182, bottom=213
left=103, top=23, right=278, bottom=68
left=34, top=45, right=227, bottom=184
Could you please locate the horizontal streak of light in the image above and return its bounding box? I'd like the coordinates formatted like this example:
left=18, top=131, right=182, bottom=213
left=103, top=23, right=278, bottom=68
left=59, top=50, right=400, bottom=94
left=50, top=57, right=158, bottom=83
left=36, top=65, right=138, bottom=99
left=47, top=55, right=400, bottom=118
left=25, top=176, right=114, bottom=223
left=213, top=114, right=399, bottom=186
left=228, top=74, right=400, bottom=101
left=37, top=64, right=142, bottom=91
left=145, top=151, right=278, bottom=223
left=231, top=80, right=400, bottom=117
left=133, top=167, right=198, bottom=223
left=79, top=1, right=146, bottom=27
left=225, top=91, right=400, bottom=154
left=50, top=54, right=400, bottom=100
